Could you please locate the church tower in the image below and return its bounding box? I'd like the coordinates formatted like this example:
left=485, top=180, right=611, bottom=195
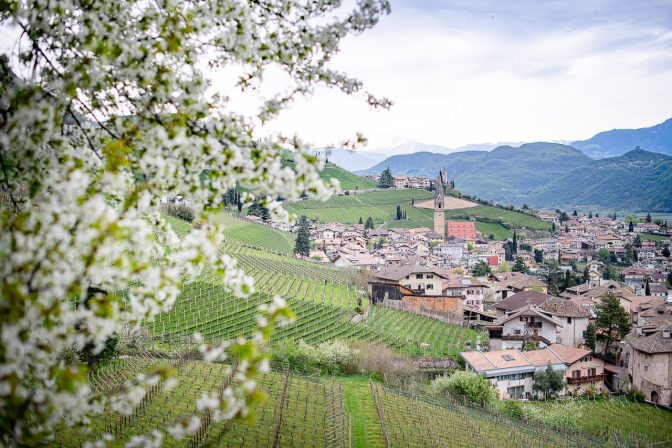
left=434, top=171, right=447, bottom=236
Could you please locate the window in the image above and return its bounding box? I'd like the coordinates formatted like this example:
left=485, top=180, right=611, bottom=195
left=404, top=284, right=411, bottom=289
left=572, top=370, right=580, bottom=379
left=588, top=368, right=596, bottom=377
left=426, top=274, right=434, bottom=279
left=426, top=284, right=434, bottom=290
left=416, top=274, right=423, bottom=279
left=502, top=354, right=515, bottom=361
left=567, top=317, right=572, bottom=324
left=644, top=366, right=648, bottom=372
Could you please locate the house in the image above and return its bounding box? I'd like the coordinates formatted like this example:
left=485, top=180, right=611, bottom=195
left=460, top=348, right=566, bottom=399
left=547, top=344, right=606, bottom=394
left=488, top=272, right=548, bottom=301
left=446, top=220, right=476, bottom=241
left=539, top=298, right=591, bottom=348
left=586, top=260, right=604, bottom=287
left=494, top=291, right=554, bottom=316
left=371, top=264, right=449, bottom=296
left=487, top=304, right=563, bottom=350
left=625, top=301, right=672, bottom=406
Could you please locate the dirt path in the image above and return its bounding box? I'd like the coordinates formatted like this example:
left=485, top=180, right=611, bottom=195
left=414, top=197, right=477, bottom=210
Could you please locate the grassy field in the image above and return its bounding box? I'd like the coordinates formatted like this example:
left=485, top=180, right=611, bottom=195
left=640, top=232, right=671, bottom=242
left=321, top=164, right=378, bottom=190
left=286, top=189, right=545, bottom=239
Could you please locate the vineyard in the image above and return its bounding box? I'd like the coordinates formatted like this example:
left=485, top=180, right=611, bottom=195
left=214, top=213, right=296, bottom=255
left=146, top=241, right=478, bottom=358
left=371, top=384, right=587, bottom=448
left=53, top=357, right=672, bottom=448
left=522, top=396, right=672, bottom=446
left=54, top=358, right=346, bottom=448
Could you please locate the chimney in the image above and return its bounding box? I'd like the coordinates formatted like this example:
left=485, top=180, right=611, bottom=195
left=663, top=329, right=671, bottom=339
left=636, top=327, right=643, bottom=337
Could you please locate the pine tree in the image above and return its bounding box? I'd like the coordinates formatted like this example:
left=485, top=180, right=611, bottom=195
left=585, top=323, right=596, bottom=351
left=628, top=221, right=634, bottom=232
left=396, top=205, right=402, bottom=220
left=512, top=230, right=518, bottom=254
left=511, top=257, right=528, bottom=273
left=588, top=211, right=593, bottom=218
left=573, top=210, right=578, bottom=216
left=551, top=222, right=556, bottom=232
left=378, top=167, right=394, bottom=189
left=595, top=292, right=632, bottom=356
left=365, top=217, right=374, bottom=230
left=294, top=215, right=311, bottom=257
left=646, top=212, right=652, bottom=223
left=358, top=217, right=363, bottom=224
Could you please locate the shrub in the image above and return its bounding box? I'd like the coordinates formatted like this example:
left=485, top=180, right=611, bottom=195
left=626, top=388, right=645, bottom=402
left=431, top=370, right=495, bottom=406
left=351, top=342, right=419, bottom=386
left=270, top=340, right=357, bottom=374
left=501, top=400, right=526, bottom=420
left=164, top=203, right=195, bottom=222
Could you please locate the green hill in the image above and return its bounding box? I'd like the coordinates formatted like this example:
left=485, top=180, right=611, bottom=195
left=321, top=163, right=377, bottom=190
left=526, top=148, right=672, bottom=212
left=285, top=189, right=549, bottom=239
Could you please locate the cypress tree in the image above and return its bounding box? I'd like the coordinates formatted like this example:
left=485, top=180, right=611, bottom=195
left=628, top=221, right=634, bottom=232
left=358, top=216, right=363, bottom=224
left=396, top=205, right=402, bottom=220
left=365, top=217, right=374, bottom=230
left=645, top=279, right=651, bottom=296
left=512, top=230, right=518, bottom=253
left=294, top=215, right=311, bottom=257
left=646, top=212, right=652, bottom=223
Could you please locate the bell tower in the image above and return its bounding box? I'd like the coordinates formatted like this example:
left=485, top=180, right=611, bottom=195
left=434, top=171, right=446, bottom=236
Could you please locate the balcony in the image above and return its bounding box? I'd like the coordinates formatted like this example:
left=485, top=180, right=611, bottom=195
left=567, top=374, right=605, bottom=385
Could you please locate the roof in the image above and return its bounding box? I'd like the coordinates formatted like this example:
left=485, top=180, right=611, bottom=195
left=461, top=349, right=531, bottom=372
left=374, top=264, right=448, bottom=281
left=493, top=304, right=564, bottom=327
left=520, top=349, right=563, bottom=367
left=547, top=344, right=592, bottom=364
left=540, top=297, right=592, bottom=318
left=495, top=291, right=554, bottom=311
left=626, top=325, right=672, bottom=354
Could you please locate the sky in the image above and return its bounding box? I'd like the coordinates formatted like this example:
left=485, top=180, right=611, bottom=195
left=2, top=1, right=672, bottom=152
left=259, top=0, right=672, bottom=151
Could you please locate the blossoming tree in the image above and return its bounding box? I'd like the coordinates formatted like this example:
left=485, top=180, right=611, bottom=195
left=0, top=0, right=390, bottom=445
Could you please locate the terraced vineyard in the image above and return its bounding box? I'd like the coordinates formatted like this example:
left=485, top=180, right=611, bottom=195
left=54, top=359, right=346, bottom=448
left=143, top=239, right=478, bottom=357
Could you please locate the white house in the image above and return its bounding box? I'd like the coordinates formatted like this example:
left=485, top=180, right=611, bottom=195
left=487, top=304, right=562, bottom=351
left=461, top=348, right=566, bottom=399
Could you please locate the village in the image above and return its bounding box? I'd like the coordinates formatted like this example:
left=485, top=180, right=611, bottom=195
left=245, top=171, right=672, bottom=406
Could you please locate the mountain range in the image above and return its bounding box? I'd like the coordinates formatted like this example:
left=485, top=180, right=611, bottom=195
left=351, top=117, right=672, bottom=212
left=571, top=118, right=672, bottom=159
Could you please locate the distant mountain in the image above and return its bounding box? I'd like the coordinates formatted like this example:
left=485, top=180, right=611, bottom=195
left=358, top=142, right=591, bottom=203
left=571, top=117, right=672, bottom=159
left=526, top=148, right=672, bottom=212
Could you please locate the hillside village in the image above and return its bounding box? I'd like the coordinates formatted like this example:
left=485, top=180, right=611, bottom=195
left=243, top=170, right=672, bottom=407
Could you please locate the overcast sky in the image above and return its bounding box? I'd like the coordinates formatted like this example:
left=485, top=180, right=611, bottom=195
left=3, top=1, right=671, bottom=152
left=261, top=0, right=672, bottom=151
